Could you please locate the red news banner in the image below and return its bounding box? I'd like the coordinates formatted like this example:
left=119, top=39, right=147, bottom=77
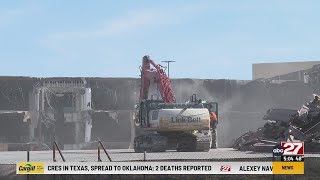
left=278, top=142, right=304, bottom=162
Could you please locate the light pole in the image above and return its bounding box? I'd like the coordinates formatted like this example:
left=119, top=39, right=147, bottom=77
left=162, top=60, right=176, bottom=79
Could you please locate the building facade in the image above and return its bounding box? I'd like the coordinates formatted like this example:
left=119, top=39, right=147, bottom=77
left=252, top=61, right=320, bottom=81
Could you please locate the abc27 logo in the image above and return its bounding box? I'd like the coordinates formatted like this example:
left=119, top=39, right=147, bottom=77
left=273, top=142, right=304, bottom=161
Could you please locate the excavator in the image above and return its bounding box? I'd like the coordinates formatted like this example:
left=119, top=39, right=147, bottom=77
left=133, top=55, right=219, bottom=152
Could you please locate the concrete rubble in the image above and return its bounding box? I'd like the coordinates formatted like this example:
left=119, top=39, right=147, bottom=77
left=232, top=94, right=320, bottom=152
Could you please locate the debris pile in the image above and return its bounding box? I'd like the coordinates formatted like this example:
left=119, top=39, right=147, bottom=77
left=232, top=94, right=320, bottom=152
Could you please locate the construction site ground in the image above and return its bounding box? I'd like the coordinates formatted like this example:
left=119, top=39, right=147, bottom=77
left=0, top=148, right=320, bottom=163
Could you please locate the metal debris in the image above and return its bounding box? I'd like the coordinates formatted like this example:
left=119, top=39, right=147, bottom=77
left=232, top=94, right=320, bottom=152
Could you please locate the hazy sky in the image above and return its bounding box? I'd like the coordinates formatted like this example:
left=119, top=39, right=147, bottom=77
left=0, top=0, right=319, bottom=80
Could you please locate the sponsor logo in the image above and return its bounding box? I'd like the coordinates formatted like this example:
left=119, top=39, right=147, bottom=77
left=272, top=145, right=284, bottom=156
left=17, top=162, right=44, bottom=174
left=280, top=142, right=304, bottom=155
left=220, top=165, right=231, bottom=172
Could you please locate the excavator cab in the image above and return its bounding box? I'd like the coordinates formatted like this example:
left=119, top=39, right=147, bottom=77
left=136, top=99, right=164, bottom=128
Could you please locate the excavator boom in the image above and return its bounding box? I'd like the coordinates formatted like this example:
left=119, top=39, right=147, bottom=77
left=140, top=55, right=175, bottom=103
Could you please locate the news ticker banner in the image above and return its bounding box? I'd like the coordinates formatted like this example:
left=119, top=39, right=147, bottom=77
left=17, top=161, right=304, bottom=175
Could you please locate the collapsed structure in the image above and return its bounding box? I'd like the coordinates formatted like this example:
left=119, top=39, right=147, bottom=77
left=232, top=63, right=320, bottom=152
left=232, top=94, right=320, bottom=152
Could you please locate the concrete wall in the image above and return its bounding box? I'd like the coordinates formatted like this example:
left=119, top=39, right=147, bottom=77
left=252, top=61, right=320, bottom=80
left=0, top=77, right=36, bottom=111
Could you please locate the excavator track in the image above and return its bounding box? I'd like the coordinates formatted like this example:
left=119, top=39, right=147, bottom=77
left=134, top=134, right=167, bottom=153
left=134, top=132, right=212, bottom=152
left=176, top=133, right=211, bottom=152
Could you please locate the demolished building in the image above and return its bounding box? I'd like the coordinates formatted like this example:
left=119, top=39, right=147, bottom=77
left=0, top=77, right=138, bottom=150
left=0, top=76, right=316, bottom=150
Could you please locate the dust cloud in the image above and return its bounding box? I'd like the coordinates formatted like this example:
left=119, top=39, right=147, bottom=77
left=171, top=79, right=314, bottom=147
left=171, top=79, right=240, bottom=147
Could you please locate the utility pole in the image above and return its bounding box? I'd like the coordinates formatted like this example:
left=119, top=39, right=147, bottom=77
left=162, top=60, right=176, bottom=79
left=38, top=88, right=43, bottom=143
